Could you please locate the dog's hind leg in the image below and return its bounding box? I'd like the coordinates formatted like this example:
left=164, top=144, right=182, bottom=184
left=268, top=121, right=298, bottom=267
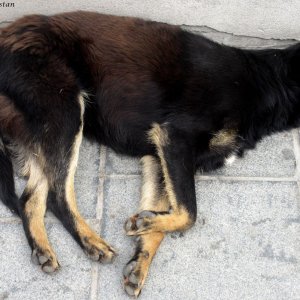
left=0, top=93, right=60, bottom=272
left=123, top=155, right=170, bottom=297
left=19, top=153, right=60, bottom=273
left=125, top=123, right=197, bottom=236
left=47, top=93, right=116, bottom=264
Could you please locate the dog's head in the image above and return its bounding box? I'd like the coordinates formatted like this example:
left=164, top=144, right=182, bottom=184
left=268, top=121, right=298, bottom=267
left=287, top=43, right=300, bottom=84
left=281, top=43, right=300, bottom=127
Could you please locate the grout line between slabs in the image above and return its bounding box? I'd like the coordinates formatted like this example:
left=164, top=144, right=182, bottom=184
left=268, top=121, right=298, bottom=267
left=90, top=145, right=107, bottom=300
left=0, top=217, right=100, bottom=224
left=195, top=175, right=298, bottom=182
left=102, top=173, right=297, bottom=182
left=96, top=146, right=107, bottom=223
left=0, top=217, right=21, bottom=224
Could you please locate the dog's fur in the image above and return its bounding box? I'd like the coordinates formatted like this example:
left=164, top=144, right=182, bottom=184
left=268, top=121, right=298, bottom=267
left=0, top=10, right=300, bottom=296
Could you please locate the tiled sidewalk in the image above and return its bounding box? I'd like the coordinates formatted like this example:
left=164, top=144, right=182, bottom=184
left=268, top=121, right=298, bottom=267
left=1, top=33, right=300, bottom=300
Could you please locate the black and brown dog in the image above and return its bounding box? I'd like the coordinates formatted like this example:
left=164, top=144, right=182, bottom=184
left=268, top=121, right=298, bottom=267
left=0, top=11, right=299, bottom=297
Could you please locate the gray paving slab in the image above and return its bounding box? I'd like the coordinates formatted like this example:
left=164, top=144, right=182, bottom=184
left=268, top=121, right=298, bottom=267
left=74, top=138, right=100, bottom=219
left=98, top=179, right=300, bottom=300
left=0, top=222, right=95, bottom=300
left=98, top=177, right=142, bottom=299
left=106, top=149, right=140, bottom=175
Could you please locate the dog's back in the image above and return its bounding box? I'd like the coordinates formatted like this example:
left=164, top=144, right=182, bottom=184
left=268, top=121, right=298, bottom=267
left=0, top=11, right=249, bottom=155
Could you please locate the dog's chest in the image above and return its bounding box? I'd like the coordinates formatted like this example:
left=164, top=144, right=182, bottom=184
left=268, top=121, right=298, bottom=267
left=195, top=128, right=239, bottom=172
left=209, top=128, right=237, bottom=151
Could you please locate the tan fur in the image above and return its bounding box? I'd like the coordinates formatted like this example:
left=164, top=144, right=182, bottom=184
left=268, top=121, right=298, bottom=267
left=64, top=92, right=87, bottom=211
left=147, top=123, right=169, bottom=148
left=131, top=231, right=164, bottom=296
left=64, top=102, right=84, bottom=215
left=209, top=128, right=237, bottom=149
left=140, top=155, right=169, bottom=211
left=21, top=147, right=45, bottom=178
left=63, top=93, right=90, bottom=226
left=139, top=231, right=165, bottom=262
left=148, top=209, right=191, bottom=232
left=127, top=208, right=192, bottom=236
left=148, top=123, right=179, bottom=211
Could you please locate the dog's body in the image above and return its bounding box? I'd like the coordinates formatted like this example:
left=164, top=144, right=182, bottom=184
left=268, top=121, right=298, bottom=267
left=0, top=11, right=300, bottom=297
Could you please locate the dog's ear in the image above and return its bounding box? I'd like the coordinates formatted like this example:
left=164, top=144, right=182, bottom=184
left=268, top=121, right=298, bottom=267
left=287, top=44, right=300, bottom=83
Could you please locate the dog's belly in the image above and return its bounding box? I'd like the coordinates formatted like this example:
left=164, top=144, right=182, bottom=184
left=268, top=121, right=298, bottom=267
left=104, top=128, right=155, bottom=156
left=96, top=115, right=157, bottom=157
left=91, top=87, right=165, bottom=156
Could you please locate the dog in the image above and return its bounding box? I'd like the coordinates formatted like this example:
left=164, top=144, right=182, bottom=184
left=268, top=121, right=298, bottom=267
left=0, top=10, right=299, bottom=297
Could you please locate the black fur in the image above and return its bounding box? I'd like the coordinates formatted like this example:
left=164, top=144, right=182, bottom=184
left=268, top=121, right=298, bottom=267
left=0, top=136, right=19, bottom=215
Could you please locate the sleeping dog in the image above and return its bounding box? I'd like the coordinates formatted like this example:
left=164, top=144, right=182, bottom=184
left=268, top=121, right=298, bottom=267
left=0, top=11, right=299, bottom=297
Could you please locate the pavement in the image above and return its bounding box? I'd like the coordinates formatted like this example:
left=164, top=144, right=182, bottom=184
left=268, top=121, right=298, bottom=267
left=0, top=29, right=300, bottom=300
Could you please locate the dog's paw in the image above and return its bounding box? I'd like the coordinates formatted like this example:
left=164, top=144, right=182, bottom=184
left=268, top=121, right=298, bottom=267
left=31, top=248, right=60, bottom=273
left=82, top=236, right=117, bottom=264
left=123, top=231, right=165, bottom=297
left=123, top=257, right=148, bottom=298
left=124, top=211, right=159, bottom=235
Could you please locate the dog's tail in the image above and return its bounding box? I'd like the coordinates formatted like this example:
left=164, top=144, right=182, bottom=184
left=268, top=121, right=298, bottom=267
left=0, top=135, right=19, bottom=215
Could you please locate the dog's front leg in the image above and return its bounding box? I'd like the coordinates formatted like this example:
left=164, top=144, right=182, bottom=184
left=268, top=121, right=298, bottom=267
left=125, top=124, right=197, bottom=235
left=124, top=124, right=197, bottom=297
